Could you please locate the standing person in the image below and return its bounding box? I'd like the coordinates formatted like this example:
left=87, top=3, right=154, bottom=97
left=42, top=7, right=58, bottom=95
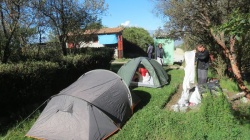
left=156, top=43, right=164, bottom=65
left=147, top=44, right=153, bottom=59
left=195, top=44, right=210, bottom=84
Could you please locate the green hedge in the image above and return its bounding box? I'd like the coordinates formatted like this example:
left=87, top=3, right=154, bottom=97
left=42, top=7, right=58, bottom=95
left=0, top=47, right=114, bottom=119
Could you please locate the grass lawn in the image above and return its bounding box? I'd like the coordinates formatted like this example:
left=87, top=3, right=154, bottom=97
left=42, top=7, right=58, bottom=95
left=1, top=66, right=250, bottom=140
left=112, top=58, right=131, bottom=63
left=109, top=69, right=250, bottom=140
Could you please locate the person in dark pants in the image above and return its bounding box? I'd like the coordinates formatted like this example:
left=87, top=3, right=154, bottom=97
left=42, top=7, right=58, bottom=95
left=196, top=44, right=210, bottom=84
left=147, top=44, right=153, bottom=59
left=156, top=43, right=164, bottom=65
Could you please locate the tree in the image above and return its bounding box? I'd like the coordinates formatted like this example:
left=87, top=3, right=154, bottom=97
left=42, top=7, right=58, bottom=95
left=123, top=27, right=154, bottom=49
left=122, top=27, right=154, bottom=58
left=153, top=0, right=250, bottom=98
left=214, top=10, right=250, bottom=98
left=0, top=0, right=36, bottom=63
left=153, top=27, right=172, bottom=39
left=32, top=0, right=107, bottom=56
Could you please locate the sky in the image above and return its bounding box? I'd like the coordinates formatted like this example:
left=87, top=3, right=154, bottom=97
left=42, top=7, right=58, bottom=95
left=101, top=0, right=164, bottom=31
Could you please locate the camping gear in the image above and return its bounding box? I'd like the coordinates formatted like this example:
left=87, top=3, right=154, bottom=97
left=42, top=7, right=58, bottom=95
left=26, top=69, right=139, bottom=140
left=189, top=86, right=202, bottom=105
left=198, top=79, right=223, bottom=95
left=117, top=57, right=169, bottom=88
left=172, top=51, right=224, bottom=112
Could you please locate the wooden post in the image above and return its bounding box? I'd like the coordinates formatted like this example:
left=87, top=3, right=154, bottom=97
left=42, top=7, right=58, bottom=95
left=120, top=34, right=123, bottom=58
left=118, top=34, right=123, bottom=58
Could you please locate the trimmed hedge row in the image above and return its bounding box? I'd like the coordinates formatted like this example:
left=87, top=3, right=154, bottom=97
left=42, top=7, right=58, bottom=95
left=0, top=47, right=114, bottom=117
left=0, top=62, right=58, bottom=110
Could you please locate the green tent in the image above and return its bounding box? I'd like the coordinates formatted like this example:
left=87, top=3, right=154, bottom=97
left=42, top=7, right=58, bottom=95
left=117, top=57, right=169, bottom=88
left=154, top=38, right=175, bottom=65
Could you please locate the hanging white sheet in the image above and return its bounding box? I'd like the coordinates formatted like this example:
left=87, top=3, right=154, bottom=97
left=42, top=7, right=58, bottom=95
left=177, top=50, right=196, bottom=106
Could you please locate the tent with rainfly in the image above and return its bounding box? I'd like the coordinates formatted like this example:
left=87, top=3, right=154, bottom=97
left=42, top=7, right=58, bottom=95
left=117, top=57, right=169, bottom=88
left=26, top=69, right=140, bottom=140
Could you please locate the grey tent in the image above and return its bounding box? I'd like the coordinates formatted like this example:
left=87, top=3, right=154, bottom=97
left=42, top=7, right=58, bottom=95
left=117, top=57, right=169, bottom=88
left=26, top=69, right=138, bottom=140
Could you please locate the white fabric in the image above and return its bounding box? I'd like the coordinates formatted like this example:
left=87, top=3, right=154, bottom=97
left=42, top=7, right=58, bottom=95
left=157, top=57, right=163, bottom=65
left=142, top=72, right=151, bottom=83
left=131, top=72, right=154, bottom=87
left=189, top=86, right=201, bottom=105
left=138, top=72, right=153, bottom=85
left=177, top=50, right=196, bottom=105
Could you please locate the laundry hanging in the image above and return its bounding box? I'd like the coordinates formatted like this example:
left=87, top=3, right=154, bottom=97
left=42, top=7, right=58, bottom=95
left=177, top=50, right=196, bottom=106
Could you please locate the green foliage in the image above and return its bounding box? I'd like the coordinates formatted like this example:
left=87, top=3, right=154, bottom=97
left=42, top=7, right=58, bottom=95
left=0, top=47, right=114, bottom=135
left=2, top=69, right=250, bottom=139
left=9, top=45, right=63, bottom=63
left=122, top=27, right=154, bottom=58
left=1, top=112, right=40, bottom=140
left=123, top=27, right=154, bottom=49
left=217, top=9, right=250, bottom=38
left=198, top=94, right=240, bottom=139
left=110, top=69, right=184, bottom=140
left=32, top=0, right=108, bottom=55
left=210, top=54, right=227, bottom=79
left=0, top=0, right=108, bottom=63
left=219, top=78, right=240, bottom=93
left=110, top=69, right=250, bottom=140
left=0, top=48, right=114, bottom=104
left=0, top=61, right=59, bottom=112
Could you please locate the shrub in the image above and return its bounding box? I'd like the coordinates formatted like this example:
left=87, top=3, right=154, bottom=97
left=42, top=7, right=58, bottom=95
left=8, top=45, right=62, bottom=63
left=0, top=61, right=59, bottom=112
left=210, top=55, right=227, bottom=79
left=219, top=78, right=239, bottom=92
left=0, top=47, right=114, bottom=132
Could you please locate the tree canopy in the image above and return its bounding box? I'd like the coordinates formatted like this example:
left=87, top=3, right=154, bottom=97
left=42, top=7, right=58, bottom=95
left=31, top=0, right=107, bottom=55
left=122, top=27, right=154, bottom=58
left=153, top=0, right=250, bottom=98
left=122, top=27, right=154, bottom=48
left=0, top=0, right=107, bottom=63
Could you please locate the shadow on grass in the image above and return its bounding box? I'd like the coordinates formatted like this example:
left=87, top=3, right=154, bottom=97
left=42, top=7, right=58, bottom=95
left=165, top=68, right=174, bottom=73
left=110, top=64, right=124, bottom=73
left=232, top=109, right=250, bottom=124
left=0, top=101, right=46, bottom=136
left=131, top=90, right=151, bottom=113
left=167, top=74, right=172, bottom=85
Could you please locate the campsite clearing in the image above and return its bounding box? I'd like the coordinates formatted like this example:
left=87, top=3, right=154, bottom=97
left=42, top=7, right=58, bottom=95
left=1, top=69, right=250, bottom=140
left=110, top=70, right=250, bottom=140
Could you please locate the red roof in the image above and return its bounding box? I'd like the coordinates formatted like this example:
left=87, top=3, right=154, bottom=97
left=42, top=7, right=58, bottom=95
left=84, top=27, right=124, bottom=34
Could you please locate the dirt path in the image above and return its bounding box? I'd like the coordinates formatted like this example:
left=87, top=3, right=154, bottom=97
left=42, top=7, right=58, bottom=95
left=165, top=84, right=183, bottom=110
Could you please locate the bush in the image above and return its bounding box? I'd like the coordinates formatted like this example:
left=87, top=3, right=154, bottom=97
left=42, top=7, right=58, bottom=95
left=0, top=61, right=59, bottom=113
left=219, top=78, right=240, bottom=92
left=210, top=55, right=227, bottom=79
left=8, top=45, right=62, bottom=63
left=0, top=47, right=114, bottom=132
